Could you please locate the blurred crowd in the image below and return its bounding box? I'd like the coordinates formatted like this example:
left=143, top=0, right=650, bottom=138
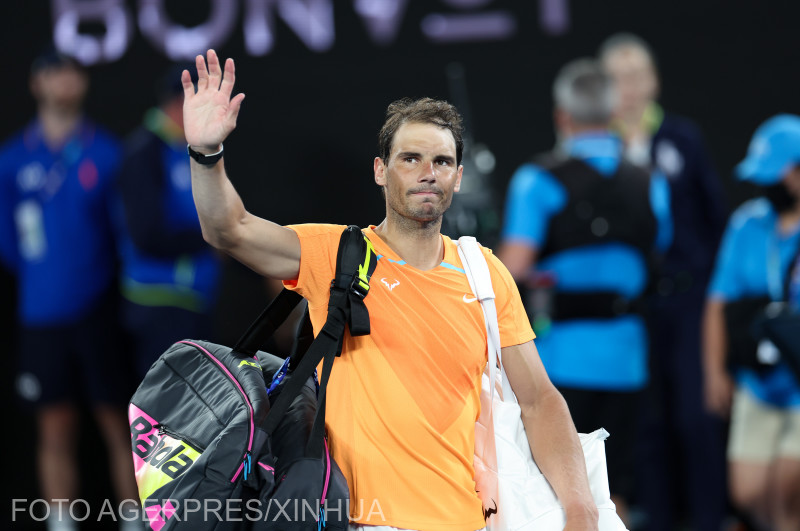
left=2, top=33, right=799, bottom=531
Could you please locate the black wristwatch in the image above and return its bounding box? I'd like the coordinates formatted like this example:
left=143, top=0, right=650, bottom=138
left=187, top=144, right=224, bottom=166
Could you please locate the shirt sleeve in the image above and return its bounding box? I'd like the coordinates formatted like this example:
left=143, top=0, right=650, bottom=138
left=483, top=246, right=536, bottom=347
left=0, top=145, right=19, bottom=272
left=649, top=169, right=673, bottom=253
left=707, top=215, right=745, bottom=302
left=282, top=223, right=344, bottom=309
left=501, top=164, right=567, bottom=248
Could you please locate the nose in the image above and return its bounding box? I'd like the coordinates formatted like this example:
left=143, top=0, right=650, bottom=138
left=419, top=161, right=436, bottom=181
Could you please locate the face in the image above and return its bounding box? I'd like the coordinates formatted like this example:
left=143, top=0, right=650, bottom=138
left=30, top=65, right=88, bottom=110
left=784, top=166, right=800, bottom=200
left=374, top=122, right=463, bottom=223
left=602, top=46, right=658, bottom=118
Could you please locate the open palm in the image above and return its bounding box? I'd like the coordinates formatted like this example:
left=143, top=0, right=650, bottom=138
left=182, top=49, right=245, bottom=151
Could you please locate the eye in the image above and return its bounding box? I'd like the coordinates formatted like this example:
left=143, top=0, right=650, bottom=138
left=435, top=159, right=452, bottom=166
left=404, top=156, right=418, bottom=164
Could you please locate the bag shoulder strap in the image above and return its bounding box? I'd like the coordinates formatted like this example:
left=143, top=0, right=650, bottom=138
left=261, top=226, right=378, bottom=458
left=456, top=236, right=515, bottom=403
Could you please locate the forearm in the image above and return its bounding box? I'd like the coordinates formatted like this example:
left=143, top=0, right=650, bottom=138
left=702, top=299, right=727, bottom=374
left=502, top=341, right=597, bottom=526
left=520, top=388, right=597, bottom=522
left=497, top=241, right=537, bottom=282
left=189, top=153, right=249, bottom=251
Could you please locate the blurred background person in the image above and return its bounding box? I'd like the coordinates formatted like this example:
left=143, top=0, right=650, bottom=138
left=703, top=114, right=800, bottom=531
left=115, top=65, right=222, bottom=380
left=790, top=247, right=800, bottom=311
left=0, top=50, right=139, bottom=531
left=599, top=33, right=729, bottom=531
left=498, top=58, right=672, bottom=526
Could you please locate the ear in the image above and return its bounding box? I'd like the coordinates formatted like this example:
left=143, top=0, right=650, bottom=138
left=454, top=164, right=463, bottom=193
left=374, top=156, right=386, bottom=186
left=650, top=65, right=661, bottom=101
left=29, top=74, right=40, bottom=99
left=554, top=108, right=569, bottom=133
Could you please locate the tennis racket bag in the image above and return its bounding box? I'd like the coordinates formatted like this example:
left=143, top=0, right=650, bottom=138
left=128, top=226, right=377, bottom=530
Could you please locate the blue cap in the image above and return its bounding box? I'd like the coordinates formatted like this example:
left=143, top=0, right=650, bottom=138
left=736, top=114, right=800, bottom=185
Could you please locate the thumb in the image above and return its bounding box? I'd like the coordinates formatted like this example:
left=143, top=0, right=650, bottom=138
left=227, top=93, right=245, bottom=123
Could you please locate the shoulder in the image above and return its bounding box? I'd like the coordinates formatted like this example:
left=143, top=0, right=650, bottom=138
left=478, top=243, right=517, bottom=287
left=82, top=122, right=122, bottom=168
left=657, top=113, right=705, bottom=145
left=728, top=198, right=773, bottom=232
left=450, top=236, right=505, bottom=271
left=286, top=223, right=347, bottom=241
left=85, top=122, right=121, bottom=150
left=511, top=161, right=559, bottom=187
left=0, top=130, right=27, bottom=169
left=122, top=127, right=160, bottom=158
left=507, top=161, right=566, bottom=204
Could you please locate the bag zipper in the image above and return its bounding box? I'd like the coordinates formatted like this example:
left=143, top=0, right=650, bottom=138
left=155, top=424, right=206, bottom=453
left=318, top=437, right=332, bottom=529
left=177, top=341, right=255, bottom=483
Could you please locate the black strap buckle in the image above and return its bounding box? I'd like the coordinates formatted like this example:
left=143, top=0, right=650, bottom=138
left=349, top=275, right=369, bottom=299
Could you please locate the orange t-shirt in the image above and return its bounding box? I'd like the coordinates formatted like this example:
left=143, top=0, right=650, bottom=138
left=284, top=224, right=534, bottom=531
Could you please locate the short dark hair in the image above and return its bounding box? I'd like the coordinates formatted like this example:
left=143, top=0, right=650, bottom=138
left=378, top=97, right=464, bottom=166
left=30, top=47, right=83, bottom=76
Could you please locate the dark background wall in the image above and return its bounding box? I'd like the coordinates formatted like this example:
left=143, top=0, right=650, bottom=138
left=3, top=0, right=799, bottom=527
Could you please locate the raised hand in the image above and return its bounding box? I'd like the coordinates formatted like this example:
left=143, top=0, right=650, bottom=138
left=182, top=49, right=245, bottom=152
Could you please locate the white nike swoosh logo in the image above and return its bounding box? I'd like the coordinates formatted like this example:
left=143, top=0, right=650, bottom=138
left=463, top=294, right=478, bottom=303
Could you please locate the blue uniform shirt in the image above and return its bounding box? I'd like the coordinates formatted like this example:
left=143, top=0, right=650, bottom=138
left=708, top=198, right=800, bottom=408
left=0, top=119, right=120, bottom=326
left=502, top=132, right=672, bottom=390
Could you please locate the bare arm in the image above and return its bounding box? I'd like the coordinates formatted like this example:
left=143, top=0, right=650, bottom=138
left=497, top=242, right=538, bottom=282
left=702, top=298, right=733, bottom=418
left=183, top=50, right=300, bottom=280
left=502, top=340, right=598, bottom=531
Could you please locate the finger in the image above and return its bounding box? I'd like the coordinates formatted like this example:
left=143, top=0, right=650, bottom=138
left=220, top=57, right=236, bottom=99
left=181, top=69, right=194, bottom=100
left=226, top=93, right=245, bottom=124
left=207, top=49, right=222, bottom=89
left=196, top=54, right=209, bottom=91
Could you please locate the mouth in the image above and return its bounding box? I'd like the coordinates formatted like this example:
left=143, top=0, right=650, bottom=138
left=409, top=188, right=442, bottom=197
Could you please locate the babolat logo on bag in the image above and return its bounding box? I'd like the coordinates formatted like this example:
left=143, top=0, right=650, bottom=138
left=129, top=405, right=202, bottom=502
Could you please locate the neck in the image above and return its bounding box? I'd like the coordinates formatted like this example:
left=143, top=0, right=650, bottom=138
left=619, top=101, right=662, bottom=143
left=38, top=104, right=82, bottom=149
left=567, top=124, right=609, bottom=137
left=778, top=204, right=800, bottom=234
left=373, top=212, right=444, bottom=270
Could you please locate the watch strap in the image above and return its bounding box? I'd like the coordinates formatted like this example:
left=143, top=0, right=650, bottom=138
left=187, top=144, right=224, bottom=166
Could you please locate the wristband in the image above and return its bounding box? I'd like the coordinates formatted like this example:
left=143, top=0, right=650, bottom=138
left=187, top=144, right=224, bottom=166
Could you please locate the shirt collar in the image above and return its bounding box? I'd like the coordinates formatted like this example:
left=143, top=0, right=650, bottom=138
left=561, top=131, right=623, bottom=160
left=24, top=116, right=91, bottom=155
